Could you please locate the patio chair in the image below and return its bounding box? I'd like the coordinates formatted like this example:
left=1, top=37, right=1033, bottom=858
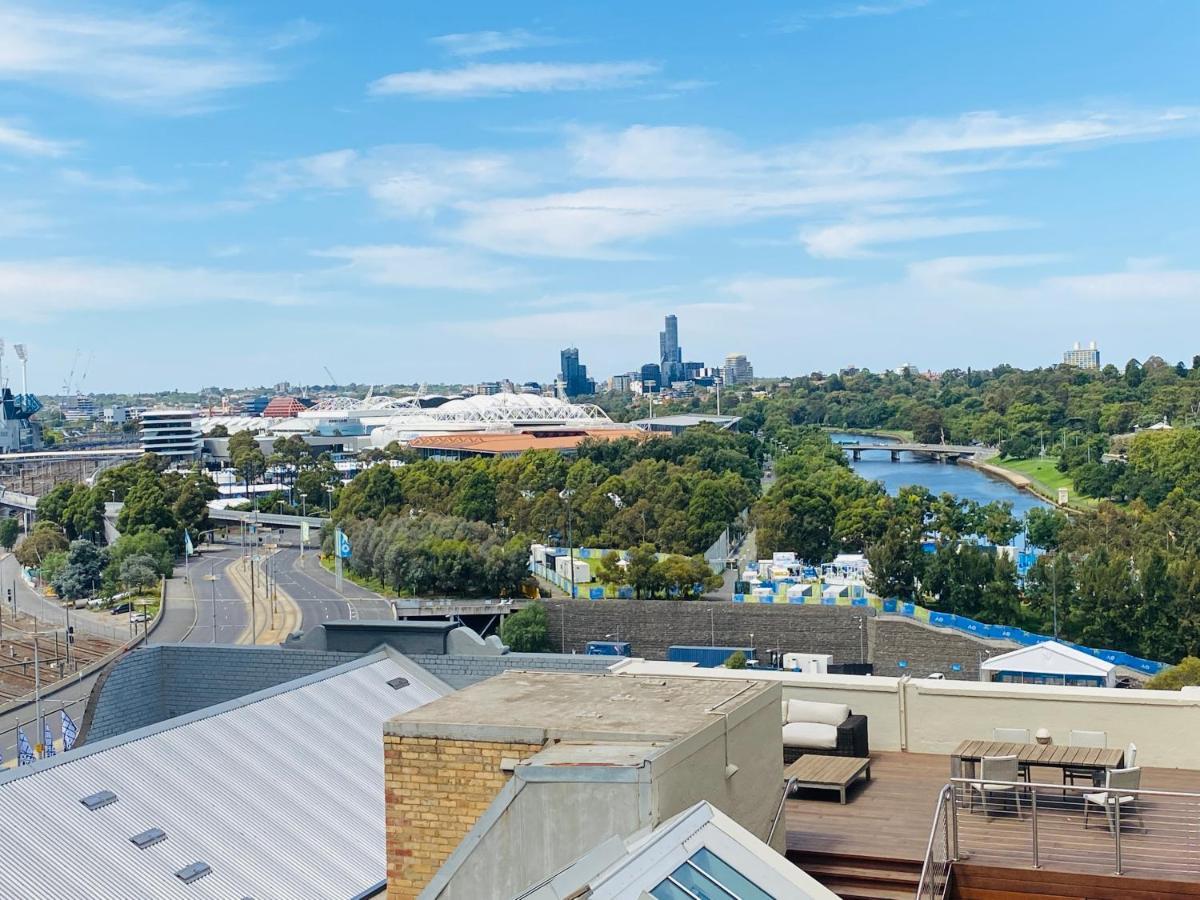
left=1084, top=767, right=1145, bottom=833
left=968, top=755, right=1024, bottom=819
left=1126, top=743, right=1137, bottom=768
left=1065, top=730, right=1108, bottom=787
left=992, top=728, right=1031, bottom=780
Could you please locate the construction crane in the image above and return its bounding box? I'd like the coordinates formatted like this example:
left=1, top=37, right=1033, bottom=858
left=62, top=349, right=80, bottom=396
left=323, top=366, right=338, bottom=386
left=76, top=351, right=94, bottom=394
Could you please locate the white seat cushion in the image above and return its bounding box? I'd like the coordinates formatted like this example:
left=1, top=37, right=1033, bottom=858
left=786, top=699, right=849, bottom=727
left=782, top=722, right=838, bottom=749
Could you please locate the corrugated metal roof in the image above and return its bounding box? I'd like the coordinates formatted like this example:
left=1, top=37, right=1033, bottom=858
left=0, top=650, right=449, bottom=900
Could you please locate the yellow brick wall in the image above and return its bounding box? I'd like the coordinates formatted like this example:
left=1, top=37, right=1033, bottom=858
left=385, top=735, right=543, bottom=899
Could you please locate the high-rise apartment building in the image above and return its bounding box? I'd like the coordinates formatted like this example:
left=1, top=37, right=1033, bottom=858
left=558, top=348, right=596, bottom=398
left=722, top=354, right=754, bottom=385
left=1063, top=341, right=1100, bottom=369
left=140, top=409, right=202, bottom=459
left=659, top=314, right=683, bottom=383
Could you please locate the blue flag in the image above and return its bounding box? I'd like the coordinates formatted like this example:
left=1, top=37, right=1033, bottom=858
left=17, top=727, right=34, bottom=765
left=42, top=720, right=55, bottom=757
left=61, top=710, right=78, bottom=751
left=184, top=530, right=194, bottom=556
left=336, top=528, right=351, bottom=559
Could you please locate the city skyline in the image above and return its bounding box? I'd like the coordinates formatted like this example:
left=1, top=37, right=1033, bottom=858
left=1, top=2, right=1198, bottom=391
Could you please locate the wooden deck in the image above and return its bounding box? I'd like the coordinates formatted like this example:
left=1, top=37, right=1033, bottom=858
left=786, top=750, right=1200, bottom=884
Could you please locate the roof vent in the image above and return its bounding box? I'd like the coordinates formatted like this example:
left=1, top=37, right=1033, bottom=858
left=80, top=790, right=118, bottom=811
left=176, top=862, right=212, bottom=885
left=387, top=676, right=410, bottom=690
left=130, top=827, right=167, bottom=849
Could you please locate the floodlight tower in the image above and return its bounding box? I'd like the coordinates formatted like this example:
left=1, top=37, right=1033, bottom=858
left=13, top=344, right=28, bottom=397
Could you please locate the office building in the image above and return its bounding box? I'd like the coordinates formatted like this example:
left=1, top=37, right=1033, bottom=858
left=1063, top=341, right=1100, bottom=369
left=723, top=353, right=754, bottom=385
left=139, top=408, right=202, bottom=459
left=659, top=314, right=683, bottom=383
left=608, top=373, right=633, bottom=392
left=558, top=347, right=596, bottom=398
left=639, top=362, right=662, bottom=392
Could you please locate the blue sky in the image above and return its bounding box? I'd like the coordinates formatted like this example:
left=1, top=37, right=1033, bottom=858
left=1, top=0, right=1197, bottom=392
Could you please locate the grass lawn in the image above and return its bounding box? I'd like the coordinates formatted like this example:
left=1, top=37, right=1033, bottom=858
left=991, top=456, right=1096, bottom=507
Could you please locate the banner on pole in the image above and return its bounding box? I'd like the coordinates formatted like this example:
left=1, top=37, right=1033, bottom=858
left=336, top=528, right=351, bottom=559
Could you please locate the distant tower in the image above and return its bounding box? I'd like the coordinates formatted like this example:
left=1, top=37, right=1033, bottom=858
left=1063, top=341, right=1100, bottom=370
left=659, top=314, right=682, bottom=384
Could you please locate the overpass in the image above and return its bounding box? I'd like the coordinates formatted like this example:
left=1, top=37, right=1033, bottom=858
left=205, top=506, right=329, bottom=530
left=0, top=487, right=38, bottom=511
left=838, top=442, right=988, bottom=462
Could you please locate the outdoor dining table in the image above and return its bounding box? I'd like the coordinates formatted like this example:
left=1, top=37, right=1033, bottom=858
left=950, top=739, right=1125, bottom=781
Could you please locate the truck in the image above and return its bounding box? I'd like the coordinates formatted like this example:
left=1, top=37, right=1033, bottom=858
left=666, top=645, right=757, bottom=668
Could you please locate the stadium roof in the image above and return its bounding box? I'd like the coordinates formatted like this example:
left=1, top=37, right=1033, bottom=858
left=408, top=428, right=643, bottom=457
left=0, top=649, right=451, bottom=900
left=630, top=414, right=742, bottom=430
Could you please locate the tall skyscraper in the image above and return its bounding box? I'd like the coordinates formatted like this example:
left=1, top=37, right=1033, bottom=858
left=659, top=314, right=683, bottom=383
left=558, top=347, right=596, bottom=398
left=1063, top=341, right=1100, bottom=369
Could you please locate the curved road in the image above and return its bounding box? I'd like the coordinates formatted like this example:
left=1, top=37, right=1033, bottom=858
left=271, top=548, right=394, bottom=630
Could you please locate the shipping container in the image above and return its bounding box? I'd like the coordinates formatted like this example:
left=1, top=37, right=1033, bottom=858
left=586, top=641, right=632, bottom=657
left=666, top=645, right=757, bottom=668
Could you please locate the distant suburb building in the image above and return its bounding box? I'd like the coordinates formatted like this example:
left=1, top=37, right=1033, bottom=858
left=723, top=353, right=754, bottom=385
left=1063, top=341, right=1100, bottom=369
left=139, top=408, right=202, bottom=459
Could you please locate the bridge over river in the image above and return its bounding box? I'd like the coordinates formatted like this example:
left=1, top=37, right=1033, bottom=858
left=837, top=441, right=990, bottom=462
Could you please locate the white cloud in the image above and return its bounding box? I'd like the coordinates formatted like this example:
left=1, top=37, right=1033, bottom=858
left=721, top=276, right=841, bottom=305
left=314, top=244, right=530, bottom=292
left=1046, top=269, right=1200, bottom=302
left=0, top=120, right=68, bottom=157
left=430, top=29, right=557, bottom=57
left=60, top=168, right=160, bottom=192
left=0, top=259, right=327, bottom=320
left=0, top=207, right=52, bottom=238
left=0, top=4, right=279, bottom=110
left=802, top=215, right=1030, bottom=258
left=369, top=61, right=659, bottom=98
left=778, top=0, right=929, bottom=30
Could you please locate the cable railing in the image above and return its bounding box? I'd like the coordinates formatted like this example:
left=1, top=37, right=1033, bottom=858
left=917, top=784, right=957, bottom=899
left=947, top=776, right=1200, bottom=881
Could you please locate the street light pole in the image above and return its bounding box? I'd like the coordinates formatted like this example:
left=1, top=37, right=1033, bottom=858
left=559, top=489, right=576, bottom=599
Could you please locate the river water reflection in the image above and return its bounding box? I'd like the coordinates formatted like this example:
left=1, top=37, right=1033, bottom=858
left=828, top=432, right=1049, bottom=519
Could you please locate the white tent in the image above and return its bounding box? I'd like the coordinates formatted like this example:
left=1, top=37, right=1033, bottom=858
left=980, top=640, right=1116, bottom=688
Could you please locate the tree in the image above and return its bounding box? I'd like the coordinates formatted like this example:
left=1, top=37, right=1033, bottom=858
left=172, top=476, right=212, bottom=542
left=626, top=543, right=662, bottom=599
left=52, top=540, right=107, bottom=601
left=724, top=650, right=748, bottom=669
left=14, top=526, right=68, bottom=568
left=116, top=475, right=178, bottom=542
left=206, top=423, right=229, bottom=437
left=1145, top=657, right=1200, bottom=691
left=38, top=550, right=68, bottom=588
left=0, top=517, right=18, bottom=551
left=63, top=485, right=104, bottom=542
left=1025, top=507, right=1066, bottom=551
left=117, top=553, right=160, bottom=592
left=866, top=521, right=923, bottom=601
left=656, top=554, right=721, bottom=600
left=35, top=482, right=75, bottom=527
left=500, top=601, right=551, bottom=652
left=596, top=550, right=628, bottom=587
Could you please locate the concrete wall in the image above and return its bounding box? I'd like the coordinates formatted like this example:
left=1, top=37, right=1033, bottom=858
left=86, top=645, right=359, bottom=743
left=542, top=600, right=872, bottom=662
left=652, top=681, right=787, bottom=853
left=436, top=780, right=642, bottom=900
left=408, top=652, right=612, bottom=690
left=612, top=661, right=1200, bottom=770
left=870, top=616, right=1011, bottom=679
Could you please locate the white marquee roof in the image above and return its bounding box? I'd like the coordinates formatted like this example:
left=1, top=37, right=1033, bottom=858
left=981, top=640, right=1115, bottom=676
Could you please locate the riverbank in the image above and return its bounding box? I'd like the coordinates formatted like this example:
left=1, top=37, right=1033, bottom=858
left=972, top=456, right=1095, bottom=512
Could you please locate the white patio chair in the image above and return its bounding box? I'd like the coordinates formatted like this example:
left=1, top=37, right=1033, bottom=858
left=1126, top=743, right=1137, bottom=768
left=1065, top=730, right=1108, bottom=787
left=993, top=728, right=1031, bottom=779
left=1084, top=767, right=1145, bottom=833
left=969, top=755, right=1024, bottom=819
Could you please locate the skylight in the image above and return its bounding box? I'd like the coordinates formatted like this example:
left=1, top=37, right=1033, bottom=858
left=387, top=676, right=410, bottom=690
left=650, top=848, right=775, bottom=900
left=176, top=862, right=212, bottom=885
left=80, top=790, right=118, bottom=811
left=130, top=827, right=167, bottom=849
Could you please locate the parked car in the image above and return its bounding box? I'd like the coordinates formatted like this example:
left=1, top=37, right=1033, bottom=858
left=129, top=612, right=148, bottom=624
left=110, top=602, right=132, bottom=615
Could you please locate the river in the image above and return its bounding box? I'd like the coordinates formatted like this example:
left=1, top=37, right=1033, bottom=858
left=828, top=432, right=1049, bottom=520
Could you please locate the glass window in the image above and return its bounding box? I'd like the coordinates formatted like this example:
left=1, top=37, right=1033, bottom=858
left=651, top=847, right=775, bottom=900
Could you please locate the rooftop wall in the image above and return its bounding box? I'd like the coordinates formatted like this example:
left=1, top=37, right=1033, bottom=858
left=407, top=652, right=612, bottom=690
left=611, top=660, right=1200, bottom=770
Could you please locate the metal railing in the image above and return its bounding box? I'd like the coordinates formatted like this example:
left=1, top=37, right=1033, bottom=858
left=946, top=776, right=1200, bottom=881
left=916, top=784, right=958, bottom=899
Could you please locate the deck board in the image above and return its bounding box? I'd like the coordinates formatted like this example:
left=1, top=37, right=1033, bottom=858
left=785, top=750, right=1200, bottom=882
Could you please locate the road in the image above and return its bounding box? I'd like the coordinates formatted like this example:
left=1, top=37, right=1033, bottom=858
left=0, top=552, right=134, bottom=643
left=270, top=548, right=394, bottom=629
left=182, top=550, right=251, bottom=644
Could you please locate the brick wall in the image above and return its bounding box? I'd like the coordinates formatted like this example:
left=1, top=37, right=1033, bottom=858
left=409, top=652, right=612, bottom=690
left=385, top=735, right=542, bottom=899
left=870, top=617, right=1011, bottom=679
left=542, top=600, right=873, bottom=662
